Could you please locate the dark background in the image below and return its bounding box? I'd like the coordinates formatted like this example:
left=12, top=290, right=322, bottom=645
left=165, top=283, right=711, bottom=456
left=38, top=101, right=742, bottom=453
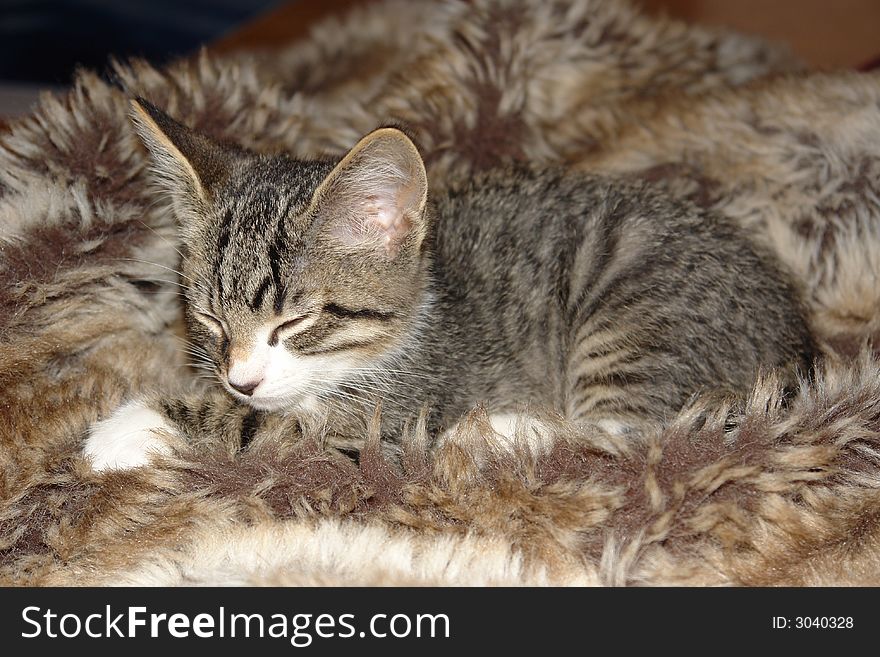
left=0, top=0, right=283, bottom=84
left=0, top=0, right=877, bottom=119
left=4, top=0, right=878, bottom=87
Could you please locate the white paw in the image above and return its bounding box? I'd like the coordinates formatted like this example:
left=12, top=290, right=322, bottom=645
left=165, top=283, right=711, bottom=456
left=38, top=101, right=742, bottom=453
left=434, top=410, right=555, bottom=459
left=595, top=418, right=634, bottom=436
left=83, top=400, right=177, bottom=472
left=487, top=412, right=554, bottom=454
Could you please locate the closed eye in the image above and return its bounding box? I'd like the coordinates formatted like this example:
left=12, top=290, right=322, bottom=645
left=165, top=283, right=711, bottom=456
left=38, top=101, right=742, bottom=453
left=194, top=311, right=227, bottom=337
left=269, top=316, right=308, bottom=346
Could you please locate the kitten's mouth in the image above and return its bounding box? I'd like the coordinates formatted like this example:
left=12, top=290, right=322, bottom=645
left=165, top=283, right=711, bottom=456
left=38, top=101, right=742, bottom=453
left=244, top=397, right=284, bottom=412
left=221, top=381, right=284, bottom=410
left=233, top=389, right=321, bottom=415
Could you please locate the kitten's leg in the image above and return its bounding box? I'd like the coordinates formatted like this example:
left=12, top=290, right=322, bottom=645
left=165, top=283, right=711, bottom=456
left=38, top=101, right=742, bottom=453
left=566, top=386, right=651, bottom=437
left=82, top=390, right=261, bottom=472
left=435, top=409, right=555, bottom=457
left=486, top=412, right=555, bottom=453
left=565, top=326, right=664, bottom=436
left=592, top=417, right=638, bottom=436
left=565, top=370, right=645, bottom=435
left=83, top=400, right=178, bottom=472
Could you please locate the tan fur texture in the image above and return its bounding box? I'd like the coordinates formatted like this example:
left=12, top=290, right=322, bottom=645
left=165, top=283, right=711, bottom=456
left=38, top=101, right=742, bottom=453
left=2, top=0, right=879, bottom=586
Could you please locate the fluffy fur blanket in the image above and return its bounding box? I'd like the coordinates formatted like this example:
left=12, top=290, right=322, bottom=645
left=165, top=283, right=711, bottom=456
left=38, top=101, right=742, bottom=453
left=3, top=0, right=880, bottom=586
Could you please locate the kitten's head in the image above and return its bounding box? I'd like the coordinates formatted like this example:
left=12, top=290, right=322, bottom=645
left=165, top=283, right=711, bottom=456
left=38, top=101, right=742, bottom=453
left=130, top=98, right=431, bottom=413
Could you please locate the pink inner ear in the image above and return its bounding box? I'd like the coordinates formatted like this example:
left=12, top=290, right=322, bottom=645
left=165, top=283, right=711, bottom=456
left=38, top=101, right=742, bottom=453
left=321, top=133, right=426, bottom=254
left=329, top=192, right=410, bottom=253
left=364, top=195, right=397, bottom=231
left=364, top=194, right=410, bottom=242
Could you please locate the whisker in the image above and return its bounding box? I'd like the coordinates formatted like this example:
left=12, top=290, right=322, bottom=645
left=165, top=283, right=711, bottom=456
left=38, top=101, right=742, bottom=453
left=136, top=220, right=186, bottom=261
left=113, top=257, right=204, bottom=289
left=127, top=276, right=190, bottom=291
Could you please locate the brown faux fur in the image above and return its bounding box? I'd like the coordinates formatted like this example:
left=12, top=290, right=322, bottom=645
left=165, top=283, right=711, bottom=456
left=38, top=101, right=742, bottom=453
left=2, top=0, right=880, bottom=586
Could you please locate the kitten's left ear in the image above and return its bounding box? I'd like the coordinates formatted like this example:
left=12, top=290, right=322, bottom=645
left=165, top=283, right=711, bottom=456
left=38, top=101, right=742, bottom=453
left=312, top=127, right=428, bottom=257
left=129, top=97, right=231, bottom=212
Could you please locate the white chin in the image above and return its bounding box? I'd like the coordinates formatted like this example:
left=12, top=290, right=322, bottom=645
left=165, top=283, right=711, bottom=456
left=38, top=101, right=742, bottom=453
left=245, top=392, right=321, bottom=415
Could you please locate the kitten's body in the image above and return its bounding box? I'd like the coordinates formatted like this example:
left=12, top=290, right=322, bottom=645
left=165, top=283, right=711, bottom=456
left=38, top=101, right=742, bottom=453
left=83, top=101, right=815, bottom=470
left=405, top=167, right=813, bottom=434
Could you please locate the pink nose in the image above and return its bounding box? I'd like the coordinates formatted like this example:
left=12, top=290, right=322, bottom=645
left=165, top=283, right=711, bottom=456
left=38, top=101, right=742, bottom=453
left=229, top=379, right=261, bottom=396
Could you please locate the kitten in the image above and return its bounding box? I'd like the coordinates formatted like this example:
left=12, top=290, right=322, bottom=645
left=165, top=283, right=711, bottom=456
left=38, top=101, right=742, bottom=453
left=83, top=98, right=816, bottom=470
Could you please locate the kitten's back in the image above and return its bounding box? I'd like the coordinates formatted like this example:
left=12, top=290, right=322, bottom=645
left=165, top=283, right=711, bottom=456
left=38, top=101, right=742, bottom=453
left=428, top=165, right=815, bottom=425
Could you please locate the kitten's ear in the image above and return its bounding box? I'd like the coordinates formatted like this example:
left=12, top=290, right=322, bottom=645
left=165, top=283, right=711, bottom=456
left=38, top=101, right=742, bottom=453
left=129, top=97, right=229, bottom=208
left=312, top=128, right=428, bottom=256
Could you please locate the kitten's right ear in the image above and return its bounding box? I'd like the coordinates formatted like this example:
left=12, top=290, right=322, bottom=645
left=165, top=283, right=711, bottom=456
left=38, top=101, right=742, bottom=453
left=311, top=127, right=428, bottom=257
left=129, top=98, right=228, bottom=208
